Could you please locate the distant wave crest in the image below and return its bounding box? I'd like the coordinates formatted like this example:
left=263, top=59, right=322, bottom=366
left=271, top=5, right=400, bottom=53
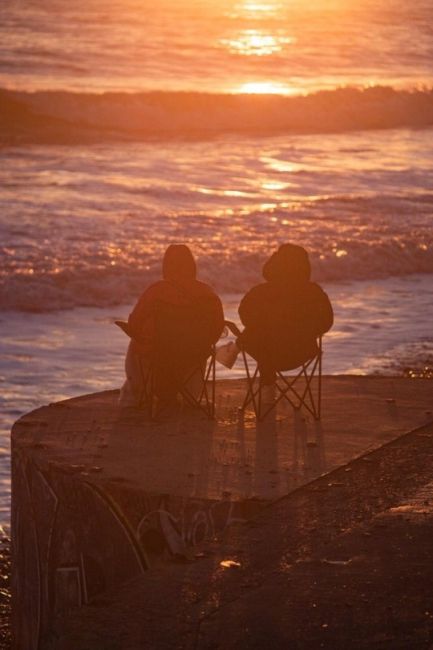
left=1, top=85, right=433, bottom=142
left=1, top=241, right=432, bottom=312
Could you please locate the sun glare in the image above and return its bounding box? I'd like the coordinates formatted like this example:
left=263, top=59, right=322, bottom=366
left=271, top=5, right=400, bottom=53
left=237, top=81, right=295, bottom=94
left=230, top=1, right=281, bottom=19
left=243, top=2, right=276, bottom=12
left=222, top=30, right=294, bottom=57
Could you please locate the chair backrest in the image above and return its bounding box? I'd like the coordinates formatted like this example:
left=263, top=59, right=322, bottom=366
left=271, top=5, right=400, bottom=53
left=274, top=336, right=320, bottom=372
left=241, top=282, right=330, bottom=372
left=153, top=299, right=216, bottom=364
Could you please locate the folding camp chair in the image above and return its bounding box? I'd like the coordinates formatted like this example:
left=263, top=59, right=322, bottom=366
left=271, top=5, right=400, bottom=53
left=135, top=344, right=216, bottom=420
left=116, top=301, right=218, bottom=419
left=225, top=321, right=322, bottom=422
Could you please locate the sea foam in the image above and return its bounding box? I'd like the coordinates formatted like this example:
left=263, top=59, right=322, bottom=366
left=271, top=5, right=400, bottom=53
left=1, top=238, right=431, bottom=312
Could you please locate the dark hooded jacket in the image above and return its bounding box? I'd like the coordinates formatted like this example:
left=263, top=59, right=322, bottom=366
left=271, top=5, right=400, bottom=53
left=128, top=244, right=224, bottom=360
left=238, top=244, right=333, bottom=370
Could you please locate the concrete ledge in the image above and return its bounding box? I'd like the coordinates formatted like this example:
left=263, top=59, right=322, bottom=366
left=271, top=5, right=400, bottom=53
left=11, top=377, right=433, bottom=648
left=51, top=420, right=433, bottom=650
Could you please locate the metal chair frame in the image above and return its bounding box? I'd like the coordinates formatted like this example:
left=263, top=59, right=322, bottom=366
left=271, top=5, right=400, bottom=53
left=240, top=338, right=322, bottom=421
left=136, top=348, right=216, bottom=419
left=116, top=320, right=217, bottom=420
left=222, top=314, right=322, bottom=422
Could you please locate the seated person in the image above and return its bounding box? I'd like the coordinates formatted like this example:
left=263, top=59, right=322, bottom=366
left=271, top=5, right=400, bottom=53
left=237, top=243, right=333, bottom=385
left=120, top=244, right=224, bottom=408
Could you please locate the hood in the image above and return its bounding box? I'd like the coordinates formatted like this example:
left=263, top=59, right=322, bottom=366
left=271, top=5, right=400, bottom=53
left=162, top=244, right=197, bottom=282
left=263, top=243, right=311, bottom=285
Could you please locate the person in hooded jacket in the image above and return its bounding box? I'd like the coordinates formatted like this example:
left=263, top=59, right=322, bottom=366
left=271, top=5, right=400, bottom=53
left=120, top=244, right=224, bottom=408
left=237, top=243, right=333, bottom=385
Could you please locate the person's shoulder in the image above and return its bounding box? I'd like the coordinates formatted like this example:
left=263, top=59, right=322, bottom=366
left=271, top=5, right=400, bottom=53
left=307, top=281, right=332, bottom=301
left=244, top=282, right=271, bottom=299
left=194, top=280, right=220, bottom=298
left=308, top=281, right=326, bottom=293
left=147, top=280, right=166, bottom=290
left=245, top=282, right=268, bottom=294
left=137, top=280, right=168, bottom=300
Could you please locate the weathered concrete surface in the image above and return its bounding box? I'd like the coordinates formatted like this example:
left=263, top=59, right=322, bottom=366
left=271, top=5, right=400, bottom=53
left=11, top=377, right=432, bottom=648
left=49, top=421, right=433, bottom=650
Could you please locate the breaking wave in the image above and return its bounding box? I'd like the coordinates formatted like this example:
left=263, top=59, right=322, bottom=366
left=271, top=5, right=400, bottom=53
left=1, top=241, right=432, bottom=313
left=2, top=85, right=433, bottom=143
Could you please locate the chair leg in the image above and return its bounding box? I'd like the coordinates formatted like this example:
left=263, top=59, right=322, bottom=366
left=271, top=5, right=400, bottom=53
left=137, top=359, right=156, bottom=418
left=241, top=352, right=260, bottom=417
left=211, top=348, right=216, bottom=418
left=301, top=361, right=318, bottom=420
left=180, top=350, right=216, bottom=419
left=240, top=341, right=323, bottom=422
left=280, top=357, right=321, bottom=421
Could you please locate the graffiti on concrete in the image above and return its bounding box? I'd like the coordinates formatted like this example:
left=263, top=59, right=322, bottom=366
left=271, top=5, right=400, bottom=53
left=12, top=452, right=259, bottom=648
left=136, top=496, right=250, bottom=563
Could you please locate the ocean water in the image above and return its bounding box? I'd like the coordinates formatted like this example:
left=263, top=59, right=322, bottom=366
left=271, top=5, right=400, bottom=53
left=1, top=0, right=432, bottom=529
left=1, top=0, right=432, bottom=94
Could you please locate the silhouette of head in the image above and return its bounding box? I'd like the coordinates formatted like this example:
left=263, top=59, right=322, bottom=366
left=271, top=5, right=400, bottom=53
left=162, top=244, right=197, bottom=282
left=263, top=243, right=311, bottom=284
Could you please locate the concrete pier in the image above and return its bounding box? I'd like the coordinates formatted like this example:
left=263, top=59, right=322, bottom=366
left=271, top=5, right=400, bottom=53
left=11, top=377, right=433, bottom=649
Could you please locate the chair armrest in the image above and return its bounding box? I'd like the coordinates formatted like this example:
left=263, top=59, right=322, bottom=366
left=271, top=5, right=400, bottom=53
left=224, top=320, right=242, bottom=337
left=115, top=320, right=132, bottom=337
